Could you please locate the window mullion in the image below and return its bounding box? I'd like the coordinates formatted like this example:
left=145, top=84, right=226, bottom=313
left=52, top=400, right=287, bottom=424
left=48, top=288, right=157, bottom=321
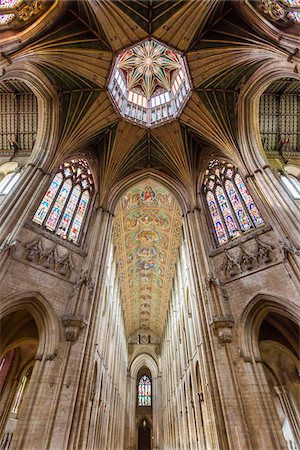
left=219, top=177, right=242, bottom=234
left=231, top=173, right=255, bottom=228
left=42, top=171, right=65, bottom=226
left=213, top=185, right=230, bottom=241
left=66, top=187, right=83, bottom=241
left=54, top=179, right=75, bottom=235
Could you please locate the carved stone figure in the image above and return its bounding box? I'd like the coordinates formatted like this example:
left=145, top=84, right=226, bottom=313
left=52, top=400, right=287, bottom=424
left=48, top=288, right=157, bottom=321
left=26, top=238, right=43, bottom=264
left=256, top=238, right=273, bottom=265
left=25, top=238, right=73, bottom=278
left=42, top=249, right=56, bottom=271
left=222, top=249, right=241, bottom=278
left=240, top=247, right=257, bottom=272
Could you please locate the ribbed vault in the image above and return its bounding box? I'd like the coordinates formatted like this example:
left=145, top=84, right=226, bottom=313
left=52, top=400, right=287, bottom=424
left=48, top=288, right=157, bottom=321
left=0, top=0, right=298, bottom=339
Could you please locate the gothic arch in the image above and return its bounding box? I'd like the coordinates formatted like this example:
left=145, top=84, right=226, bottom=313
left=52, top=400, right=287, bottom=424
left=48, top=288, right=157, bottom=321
left=106, top=169, right=189, bottom=214
left=0, top=62, right=60, bottom=168
left=130, top=354, right=159, bottom=380
left=238, top=293, right=300, bottom=362
left=238, top=59, right=300, bottom=171
left=0, top=291, right=60, bottom=359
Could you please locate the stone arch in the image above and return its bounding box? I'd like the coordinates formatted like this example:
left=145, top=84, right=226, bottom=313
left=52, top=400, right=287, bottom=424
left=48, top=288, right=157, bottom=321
left=238, top=293, right=300, bottom=362
left=106, top=168, right=189, bottom=214
left=0, top=291, right=60, bottom=359
left=237, top=59, right=300, bottom=172
left=0, top=62, right=60, bottom=168
left=130, top=354, right=159, bottom=380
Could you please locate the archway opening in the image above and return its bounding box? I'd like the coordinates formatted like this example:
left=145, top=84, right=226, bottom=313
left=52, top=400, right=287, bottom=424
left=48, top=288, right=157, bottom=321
left=138, top=419, right=151, bottom=450
left=0, top=309, right=38, bottom=450
left=259, top=312, right=300, bottom=450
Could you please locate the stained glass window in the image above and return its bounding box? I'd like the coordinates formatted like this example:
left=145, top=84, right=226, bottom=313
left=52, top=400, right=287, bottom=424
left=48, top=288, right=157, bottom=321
left=138, top=375, right=151, bottom=407
left=203, top=160, right=264, bottom=246
left=33, top=159, right=94, bottom=244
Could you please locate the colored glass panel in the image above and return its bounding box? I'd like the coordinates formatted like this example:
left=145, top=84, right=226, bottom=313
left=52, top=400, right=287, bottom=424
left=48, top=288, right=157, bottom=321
left=69, top=191, right=90, bottom=243
left=225, top=180, right=252, bottom=232
left=206, top=191, right=228, bottom=245
left=33, top=173, right=63, bottom=225
left=0, top=0, right=23, bottom=8
left=235, top=174, right=264, bottom=226
left=0, top=13, right=14, bottom=24
left=138, top=375, right=151, bottom=407
left=57, top=185, right=81, bottom=238
left=215, top=186, right=240, bottom=239
left=45, top=179, right=72, bottom=231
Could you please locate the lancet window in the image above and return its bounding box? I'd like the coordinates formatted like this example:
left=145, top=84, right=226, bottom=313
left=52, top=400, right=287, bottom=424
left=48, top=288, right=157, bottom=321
left=33, top=159, right=94, bottom=244
left=138, top=375, right=151, bottom=407
left=203, top=160, right=264, bottom=245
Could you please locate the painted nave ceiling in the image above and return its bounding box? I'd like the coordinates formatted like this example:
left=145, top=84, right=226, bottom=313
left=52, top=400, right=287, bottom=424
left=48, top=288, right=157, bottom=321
left=0, top=0, right=299, bottom=336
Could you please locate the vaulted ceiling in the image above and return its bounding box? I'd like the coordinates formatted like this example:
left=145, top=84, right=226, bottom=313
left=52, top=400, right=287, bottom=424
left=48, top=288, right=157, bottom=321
left=0, top=0, right=295, bottom=210
left=0, top=0, right=298, bottom=337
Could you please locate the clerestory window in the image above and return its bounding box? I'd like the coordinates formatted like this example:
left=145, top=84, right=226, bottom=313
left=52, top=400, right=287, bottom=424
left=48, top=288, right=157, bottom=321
left=203, top=160, right=264, bottom=246
left=32, top=159, right=94, bottom=244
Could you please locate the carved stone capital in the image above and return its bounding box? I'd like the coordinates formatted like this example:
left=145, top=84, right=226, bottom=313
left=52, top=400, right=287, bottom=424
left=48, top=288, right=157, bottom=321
left=211, top=316, right=234, bottom=343
left=62, top=316, right=86, bottom=342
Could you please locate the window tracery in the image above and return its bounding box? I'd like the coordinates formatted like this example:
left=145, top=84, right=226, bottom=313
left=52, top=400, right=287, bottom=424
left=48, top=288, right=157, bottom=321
left=259, top=78, right=299, bottom=155
left=33, top=159, right=94, bottom=244
left=0, top=0, right=50, bottom=27
left=0, top=80, right=38, bottom=153
left=256, top=0, right=300, bottom=24
left=138, top=375, right=151, bottom=407
left=203, top=160, right=264, bottom=246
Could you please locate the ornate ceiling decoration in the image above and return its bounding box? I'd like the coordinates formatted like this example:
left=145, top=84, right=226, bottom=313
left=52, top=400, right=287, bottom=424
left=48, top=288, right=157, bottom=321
left=0, top=0, right=53, bottom=28
left=1, top=0, right=298, bottom=338
left=253, top=0, right=300, bottom=25
left=113, top=180, right=182, bottom=337
left=108, top=39, right=191, bottom=127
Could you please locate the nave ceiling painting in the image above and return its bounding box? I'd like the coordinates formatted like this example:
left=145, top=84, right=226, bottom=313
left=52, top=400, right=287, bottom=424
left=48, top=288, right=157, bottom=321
left=113, top=180, right=182, bottom=337
left=0, top=0, right=299, bottom=336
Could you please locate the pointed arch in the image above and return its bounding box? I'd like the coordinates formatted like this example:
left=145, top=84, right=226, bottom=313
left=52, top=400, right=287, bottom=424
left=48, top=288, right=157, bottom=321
left=32, top=158, right=95, bottom=244
left=238, top=293, right=300, bottom=362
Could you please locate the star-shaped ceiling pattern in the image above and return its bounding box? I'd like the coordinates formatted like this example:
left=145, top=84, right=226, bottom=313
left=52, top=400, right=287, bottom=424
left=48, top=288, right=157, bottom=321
left=1, top=0, right=298, bottom=337
left=118, top=40, right=181, bottom=100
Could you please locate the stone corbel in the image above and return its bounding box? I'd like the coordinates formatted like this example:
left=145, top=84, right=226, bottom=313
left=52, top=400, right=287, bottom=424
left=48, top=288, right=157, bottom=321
left=211, top=316, right=234, bottom=343
left=62, top=316, right=87, bottom=342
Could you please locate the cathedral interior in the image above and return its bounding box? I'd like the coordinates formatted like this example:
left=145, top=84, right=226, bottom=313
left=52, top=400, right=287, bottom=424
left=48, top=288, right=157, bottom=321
left=0, top=1, right=299, bottom=449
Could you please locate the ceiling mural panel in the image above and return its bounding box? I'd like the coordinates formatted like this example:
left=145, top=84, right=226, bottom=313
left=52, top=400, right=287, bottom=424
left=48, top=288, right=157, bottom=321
left=113, top=179, right=182, bottom=337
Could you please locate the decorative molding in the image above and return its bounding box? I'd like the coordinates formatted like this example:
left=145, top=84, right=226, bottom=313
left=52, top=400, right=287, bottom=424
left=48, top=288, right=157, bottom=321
left=211, top=315, right=234, bottom=343
left=220, top=237, right=276, bottom=280
left=69, top=269, right=94, bottom=300
left=62, top=315, right=87, bottom=342
left=25, top=238, right=74, bottom=278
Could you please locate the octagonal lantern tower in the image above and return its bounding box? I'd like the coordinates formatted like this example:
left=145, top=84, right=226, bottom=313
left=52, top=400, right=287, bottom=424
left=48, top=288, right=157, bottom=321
left=108, top=39, right=192, bottom=128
